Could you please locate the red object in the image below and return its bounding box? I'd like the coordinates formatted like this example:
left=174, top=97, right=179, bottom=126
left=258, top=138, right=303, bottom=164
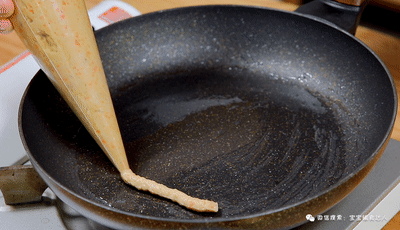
left=98, top=7, right=132, bottom=24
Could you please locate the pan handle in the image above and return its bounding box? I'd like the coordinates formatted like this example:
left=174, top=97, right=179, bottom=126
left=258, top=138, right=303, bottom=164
left=0, top=156, right=48, bottom=205
left=295, top=0, right=369, bottom=35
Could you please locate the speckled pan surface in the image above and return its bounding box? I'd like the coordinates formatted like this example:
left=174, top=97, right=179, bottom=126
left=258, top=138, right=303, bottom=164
left=19, top=5, right=396, bottom=229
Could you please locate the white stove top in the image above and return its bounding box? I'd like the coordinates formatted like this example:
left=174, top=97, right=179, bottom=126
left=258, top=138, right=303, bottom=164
left=0, top=2, right=399, bottom=229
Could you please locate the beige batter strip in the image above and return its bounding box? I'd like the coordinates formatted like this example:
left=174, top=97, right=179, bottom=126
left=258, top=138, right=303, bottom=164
left=121, top=169, right=218, bottom=212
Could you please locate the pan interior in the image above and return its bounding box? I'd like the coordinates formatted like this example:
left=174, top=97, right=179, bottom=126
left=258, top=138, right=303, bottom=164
left=20, top=6, right=395, bottom=221
left=114, top=68, right=349, bottom=219
left=22, top=68, right=371, bottom=220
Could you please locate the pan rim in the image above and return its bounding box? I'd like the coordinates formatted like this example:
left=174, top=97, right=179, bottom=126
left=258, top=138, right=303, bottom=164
left=18, top=4, right=397, bottom=225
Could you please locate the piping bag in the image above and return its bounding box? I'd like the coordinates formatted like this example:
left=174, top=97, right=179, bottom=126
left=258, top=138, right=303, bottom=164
left=9, top=0, right=217, bottom=212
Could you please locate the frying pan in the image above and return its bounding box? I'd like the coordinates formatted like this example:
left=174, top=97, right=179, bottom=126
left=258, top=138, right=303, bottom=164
left=18, top=0, right=396, bottom=229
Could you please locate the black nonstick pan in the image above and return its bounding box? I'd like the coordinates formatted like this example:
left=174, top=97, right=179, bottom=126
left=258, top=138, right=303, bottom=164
left=18, top=0, right=396, bottom=229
